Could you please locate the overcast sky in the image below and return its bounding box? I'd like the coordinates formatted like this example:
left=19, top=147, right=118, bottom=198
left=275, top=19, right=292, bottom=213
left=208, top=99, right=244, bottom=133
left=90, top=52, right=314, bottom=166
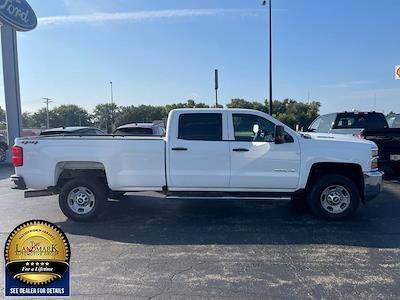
left=0, top=0, right=399, bottom=114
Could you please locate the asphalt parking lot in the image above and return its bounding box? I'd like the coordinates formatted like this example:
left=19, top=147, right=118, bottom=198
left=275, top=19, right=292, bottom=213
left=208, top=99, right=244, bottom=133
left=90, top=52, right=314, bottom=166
left=0, top=164, right=399, bottom=299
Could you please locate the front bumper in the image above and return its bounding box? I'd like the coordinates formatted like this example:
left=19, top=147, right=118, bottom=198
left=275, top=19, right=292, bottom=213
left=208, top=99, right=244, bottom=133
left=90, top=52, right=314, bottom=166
left=10, top=175, right=27, bottom=190
left=364, top=171, right=384, bottom=202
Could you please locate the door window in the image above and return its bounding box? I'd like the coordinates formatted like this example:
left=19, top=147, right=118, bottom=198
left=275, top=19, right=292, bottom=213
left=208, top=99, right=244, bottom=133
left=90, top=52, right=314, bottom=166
left=178, top=113, right=223, bottom=141
left=232, top=114, right=275, bottom=142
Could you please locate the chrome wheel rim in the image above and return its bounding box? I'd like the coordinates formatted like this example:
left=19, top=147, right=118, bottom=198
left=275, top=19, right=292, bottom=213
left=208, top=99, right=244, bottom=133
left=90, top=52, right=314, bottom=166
left=67, top=186, right=96, bottom=215
left=320, top=185, right=350, bottom=214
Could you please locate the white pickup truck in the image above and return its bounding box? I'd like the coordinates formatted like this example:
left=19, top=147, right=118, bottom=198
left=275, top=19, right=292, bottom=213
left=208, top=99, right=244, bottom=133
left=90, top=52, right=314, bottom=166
left=11, top=108, right=383, bottom=221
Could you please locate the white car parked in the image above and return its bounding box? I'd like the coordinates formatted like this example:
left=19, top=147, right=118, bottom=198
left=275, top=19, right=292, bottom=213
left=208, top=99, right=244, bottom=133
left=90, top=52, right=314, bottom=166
left=11, top=109, right=383, bottom=221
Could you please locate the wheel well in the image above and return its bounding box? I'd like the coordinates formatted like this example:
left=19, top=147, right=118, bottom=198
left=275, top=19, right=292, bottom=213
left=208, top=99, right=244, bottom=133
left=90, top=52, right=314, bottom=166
left=55, top=162, right=108, bottom=191
left=306, top=163, right=364, bottom=200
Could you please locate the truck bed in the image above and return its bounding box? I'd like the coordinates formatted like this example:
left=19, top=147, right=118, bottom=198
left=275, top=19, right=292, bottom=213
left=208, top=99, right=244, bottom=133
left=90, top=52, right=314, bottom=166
left=15, top=135, right=166, bottom=191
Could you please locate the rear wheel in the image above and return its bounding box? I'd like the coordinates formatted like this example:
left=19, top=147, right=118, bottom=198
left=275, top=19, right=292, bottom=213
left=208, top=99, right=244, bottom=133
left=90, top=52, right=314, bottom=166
left=307, top=175, right=360, bottom=220
left=59, top=178, right=107, bottom=222
left=0, top=146, right=6, bottom=162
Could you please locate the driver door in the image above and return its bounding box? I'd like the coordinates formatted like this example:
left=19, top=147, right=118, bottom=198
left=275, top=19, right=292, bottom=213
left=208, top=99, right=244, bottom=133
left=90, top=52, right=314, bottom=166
left=228, top=112, right=301, bottom=190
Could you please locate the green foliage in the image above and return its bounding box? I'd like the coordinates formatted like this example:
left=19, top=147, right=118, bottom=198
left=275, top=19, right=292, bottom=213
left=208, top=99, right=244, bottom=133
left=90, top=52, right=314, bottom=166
left=0, top=106, right=6, bottom=129
left=21, top=105, right=92, bottom=129
left=273, top=99, right=320, bottom=129
left=92, top=103, right=119, bottom=133
left=22, top=108, right=48, bottom=129
left=52, top=105, right=92, bottom=127
left=227, top=99, right=268, bottom=113
left=226, top=98, right=320, bottom=129
left=115, top=105, right=165, bottom=127
left=2, top=98, right=320, bottom=131
left=165, top=100, right=210, bottom=113
left=22, top=112, right=34, bottom=128
left=115, top=100, right=210, bottom=129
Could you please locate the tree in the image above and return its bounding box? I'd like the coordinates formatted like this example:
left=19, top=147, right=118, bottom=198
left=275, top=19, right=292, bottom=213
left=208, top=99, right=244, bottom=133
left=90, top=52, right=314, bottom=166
left=52, top=105, right=92, bottom=127
left=227, top=99, right=267, bottom=112
left=92, top=103, right=119, bottom=133
left=23, top=105, right=91, bottom=129
left=116, top=105, right=165, bottom=127
left=22, top=112, right=34, bottom=128
left=0, top=106, right=6, bottom=129
left=20, top=98, right=320, bottom=132
left=273, top=99, right=320, bottom=129
left=29, top=108, right=52, bottom=129
left=226, top=98, right=320, bottom=129
left=165, top=100, right=210, bottom=114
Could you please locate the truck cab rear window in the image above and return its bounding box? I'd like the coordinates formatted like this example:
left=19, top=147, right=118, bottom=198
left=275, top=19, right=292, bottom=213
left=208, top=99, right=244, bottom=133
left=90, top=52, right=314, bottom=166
left=333, top=113, right=388, bottom=129
left=178, top=113, right=222, bottom=141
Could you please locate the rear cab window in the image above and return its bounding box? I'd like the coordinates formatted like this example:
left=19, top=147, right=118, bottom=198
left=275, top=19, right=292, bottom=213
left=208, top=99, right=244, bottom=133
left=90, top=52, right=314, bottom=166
left=333, top=113, right=388, bottom=129
left=178, top=113, right=223, bottom=141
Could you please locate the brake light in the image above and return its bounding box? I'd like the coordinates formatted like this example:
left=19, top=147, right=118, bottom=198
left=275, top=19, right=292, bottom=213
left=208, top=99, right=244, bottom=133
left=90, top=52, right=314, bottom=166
left=353, top=133, right=366, bottom=139
left=12, top=146, right=23, bottom=167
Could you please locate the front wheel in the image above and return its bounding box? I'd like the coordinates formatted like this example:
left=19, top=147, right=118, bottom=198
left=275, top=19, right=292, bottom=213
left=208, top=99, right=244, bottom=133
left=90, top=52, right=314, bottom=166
left=307, top=175, right=360, bottom=220
left=59, top=178, right=107, bottom=222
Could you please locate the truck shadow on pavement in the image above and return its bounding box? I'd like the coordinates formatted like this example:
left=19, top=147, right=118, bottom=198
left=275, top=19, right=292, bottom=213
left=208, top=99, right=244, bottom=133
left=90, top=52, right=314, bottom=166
left=56, top=184, right=400, bottom=249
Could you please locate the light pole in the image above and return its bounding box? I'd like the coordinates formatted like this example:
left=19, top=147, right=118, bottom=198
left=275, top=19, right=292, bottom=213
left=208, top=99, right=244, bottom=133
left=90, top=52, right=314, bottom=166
left=215, top=69, right=219, bottom=107
left=42, top=97, right=53, bottom=129
left=110, top=81, right=114, bottom=132
left=110, top=81, right=114, bottom=106
left=262, top=0, right=273, bottom=115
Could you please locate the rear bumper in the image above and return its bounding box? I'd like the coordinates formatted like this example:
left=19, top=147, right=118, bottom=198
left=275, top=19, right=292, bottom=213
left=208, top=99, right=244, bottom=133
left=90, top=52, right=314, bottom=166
left=364, top=171, right=384, bottom=202
left=10, top=175, right=27, bottom=190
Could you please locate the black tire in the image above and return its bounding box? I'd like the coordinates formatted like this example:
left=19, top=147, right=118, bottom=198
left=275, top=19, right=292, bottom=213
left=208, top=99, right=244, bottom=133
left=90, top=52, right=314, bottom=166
left=59, top=177, right=108, bottom=222
left=109, top=191, right=126, bottom=199
left=0, top=146, right=6, bottom=163
left=307, top=175, right=360, bottom=220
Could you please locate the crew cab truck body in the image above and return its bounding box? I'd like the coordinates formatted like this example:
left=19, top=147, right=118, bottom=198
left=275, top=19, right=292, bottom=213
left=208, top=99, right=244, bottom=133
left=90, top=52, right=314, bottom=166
left=11, top=109, right=383, bottom=221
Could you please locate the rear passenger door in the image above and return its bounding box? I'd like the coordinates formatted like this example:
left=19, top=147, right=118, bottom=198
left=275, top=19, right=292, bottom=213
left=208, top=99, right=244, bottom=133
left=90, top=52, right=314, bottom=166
left=168, top=112, right=230, bottom=189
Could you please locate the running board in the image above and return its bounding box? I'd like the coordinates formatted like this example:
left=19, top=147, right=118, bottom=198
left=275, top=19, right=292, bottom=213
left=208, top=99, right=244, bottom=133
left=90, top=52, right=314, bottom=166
left=166, top=191, right=292, bottom=200
left=25, top=188, right=56, bottom=198
left=166, top=196, right=291, bottom=200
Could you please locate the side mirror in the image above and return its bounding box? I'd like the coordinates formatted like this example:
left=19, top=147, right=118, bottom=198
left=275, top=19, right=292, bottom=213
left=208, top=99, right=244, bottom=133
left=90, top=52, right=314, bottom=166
left=274, top=125, right=285, bottom=144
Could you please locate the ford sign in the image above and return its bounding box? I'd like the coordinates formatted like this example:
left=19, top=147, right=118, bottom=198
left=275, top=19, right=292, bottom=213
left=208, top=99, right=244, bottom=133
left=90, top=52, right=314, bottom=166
left=0, top=0, right=37, bottom=31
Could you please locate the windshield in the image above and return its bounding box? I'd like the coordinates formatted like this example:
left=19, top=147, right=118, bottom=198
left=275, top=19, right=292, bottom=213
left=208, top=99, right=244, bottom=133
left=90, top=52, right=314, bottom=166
left=387, top=115, right=400, bottom=128
left=307, top=114, right=336, bottom=133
